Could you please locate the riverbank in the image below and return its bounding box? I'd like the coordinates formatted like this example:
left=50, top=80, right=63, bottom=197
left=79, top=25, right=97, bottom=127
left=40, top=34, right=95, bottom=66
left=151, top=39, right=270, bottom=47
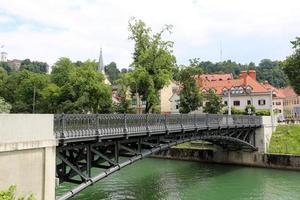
left=152, top=148, right=300, bottom=171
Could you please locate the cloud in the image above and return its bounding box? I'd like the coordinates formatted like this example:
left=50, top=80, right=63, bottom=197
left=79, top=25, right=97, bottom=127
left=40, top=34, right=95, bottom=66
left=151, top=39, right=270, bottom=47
left=0, top=0, right=299, bottom=67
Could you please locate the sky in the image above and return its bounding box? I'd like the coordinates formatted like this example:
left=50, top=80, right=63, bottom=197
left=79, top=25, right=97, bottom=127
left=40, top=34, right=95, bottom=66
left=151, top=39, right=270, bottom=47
left=0, top=0, right=300, bottom=69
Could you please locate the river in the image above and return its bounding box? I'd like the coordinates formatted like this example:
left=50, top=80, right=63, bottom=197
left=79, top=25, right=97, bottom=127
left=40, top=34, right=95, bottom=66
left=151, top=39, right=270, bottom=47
left=57, top=158, right=300, bottom=200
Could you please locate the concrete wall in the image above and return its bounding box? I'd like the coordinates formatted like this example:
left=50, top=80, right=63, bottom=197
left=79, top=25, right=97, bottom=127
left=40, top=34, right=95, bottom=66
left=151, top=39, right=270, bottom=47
left=0, top=114, right=57, bottom=200
left=154, top=149, right=300, bottom=171
left=255, top=116, right=276, bottom=153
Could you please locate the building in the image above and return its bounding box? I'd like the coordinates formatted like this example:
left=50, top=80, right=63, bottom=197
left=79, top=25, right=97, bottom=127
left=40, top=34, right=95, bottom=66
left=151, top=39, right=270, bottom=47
left=280, top=86, right=300, bottom=119
left=0, top=51, right=7, bottom=62
left=262, top=81, right=285, bottom=114
left=160, top=81, right=179, bottom=114
left=8, top=59, right=22, bottom=71
left=196, top=70, right=272, bottom=113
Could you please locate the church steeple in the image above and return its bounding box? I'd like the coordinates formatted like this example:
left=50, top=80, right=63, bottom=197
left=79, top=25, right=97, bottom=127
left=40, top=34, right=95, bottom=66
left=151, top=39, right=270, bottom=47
left=98, top=48, right=104, bottom=73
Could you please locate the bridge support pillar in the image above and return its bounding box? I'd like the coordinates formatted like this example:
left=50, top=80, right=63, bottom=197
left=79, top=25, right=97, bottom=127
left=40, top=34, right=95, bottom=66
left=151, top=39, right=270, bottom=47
left=0, top=114, right=57, bottom=200
left=255, top=116, right=276, bottom=153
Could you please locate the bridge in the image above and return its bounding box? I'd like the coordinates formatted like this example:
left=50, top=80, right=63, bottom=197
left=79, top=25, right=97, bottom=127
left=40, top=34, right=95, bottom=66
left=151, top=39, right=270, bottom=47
left=54, top=114, right=262, bottom=199
left=0, top=114, right=272, bottom=200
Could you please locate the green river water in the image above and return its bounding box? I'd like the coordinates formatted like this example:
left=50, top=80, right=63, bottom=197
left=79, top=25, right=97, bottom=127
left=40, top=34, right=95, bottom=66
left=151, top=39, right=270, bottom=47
left=57, top=158, right=300, bottom=200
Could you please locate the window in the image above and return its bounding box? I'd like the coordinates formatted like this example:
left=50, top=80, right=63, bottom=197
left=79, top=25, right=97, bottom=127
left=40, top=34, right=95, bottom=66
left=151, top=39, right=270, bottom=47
left=176, top=105, right=179, bottom=109
left=276, top=102, right=281, bottom=105
left=233, top=101, right=240, bottom=106
left=258, top=99, right=266, bottom=106
left=224, top=101, right=228, bottom=106
left=247, top=100, right=251, bottom=105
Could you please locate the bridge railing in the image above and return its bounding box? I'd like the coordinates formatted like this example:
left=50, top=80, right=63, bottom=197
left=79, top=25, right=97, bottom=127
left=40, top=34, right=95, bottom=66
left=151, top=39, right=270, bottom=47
left=54, top=114, right=262, bottom=139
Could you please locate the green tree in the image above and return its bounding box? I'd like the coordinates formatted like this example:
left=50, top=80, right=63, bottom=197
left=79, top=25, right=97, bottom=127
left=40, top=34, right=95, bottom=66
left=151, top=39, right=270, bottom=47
left=0, top=61, right=14, bottom=74
left=128, top=18, right=176, bottom=113
left=105, top=62, right=120, bottom=84
left=50, top=59, right=112, bottom=113
left=176, top=66, right=202, bottom=113
left=13, top=70, right=50, bottom=113
left=203, top=89, right=223, bottom=114
left=20, top=59, right=49, bottom=73
left=0, top=97, right=11, bottom=113
left=115, top=73, right=134, bottom=113
left=284, top=37, right=300, bottom=94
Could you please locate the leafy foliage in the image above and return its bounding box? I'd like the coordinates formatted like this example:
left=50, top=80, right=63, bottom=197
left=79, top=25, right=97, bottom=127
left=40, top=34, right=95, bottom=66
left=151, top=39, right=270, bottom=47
left=114, top=74, right=135, bottom=113
left=245, top=104, right=256, bottom=115
left=127, top=18, right=176, bottom=113
left=105, top=62, right=120, bottom=84
left=0, top=185, right=35, bottom=200
left=255, top=109, right=270, bottom=116
left=203, top=89, right=224, bottom=114
left=175, top=65, right=202, bottom=113
left=0, top=97, right=11, bottom=113
left=20, top=59, right=49, bottom=73
left=0, top=57, right=112, bottom=114
left=283, top=37, right=300, bottom=94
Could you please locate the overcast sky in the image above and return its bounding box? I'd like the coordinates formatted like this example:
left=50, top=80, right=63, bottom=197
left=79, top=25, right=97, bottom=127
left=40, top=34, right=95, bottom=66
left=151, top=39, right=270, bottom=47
left=0, top=0, right=300, bottom=68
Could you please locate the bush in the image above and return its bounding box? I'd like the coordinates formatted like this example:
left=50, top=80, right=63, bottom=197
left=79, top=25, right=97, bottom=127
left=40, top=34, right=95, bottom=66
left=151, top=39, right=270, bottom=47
left=255, top=109, right=270, bottom=116
left=245, top=104, right=256, bottom=115
left=222, top=107, right=245, bottom=115
left=0, top=185, right=35, bottom=200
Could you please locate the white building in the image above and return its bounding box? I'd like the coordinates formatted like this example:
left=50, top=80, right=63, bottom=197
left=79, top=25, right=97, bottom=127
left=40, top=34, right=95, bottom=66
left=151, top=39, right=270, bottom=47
left=196, top=70, right=273, bottom=113
left=1, top=51, right=7, bottom=62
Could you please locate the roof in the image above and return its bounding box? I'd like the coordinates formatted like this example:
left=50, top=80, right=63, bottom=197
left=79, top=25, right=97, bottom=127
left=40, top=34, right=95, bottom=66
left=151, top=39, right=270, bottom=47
left=199, top=73, right=269, bottom=95
left=279, top=86, right=298, bottom=98
left=262, top=81, right=285, bottom=99
left=196, top=73, right=233, bottom=81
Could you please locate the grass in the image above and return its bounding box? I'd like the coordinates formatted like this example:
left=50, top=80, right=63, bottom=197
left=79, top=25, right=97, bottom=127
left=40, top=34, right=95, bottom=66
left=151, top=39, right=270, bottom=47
left=174, top=140, right=218, bottom=151
left=269, top=124, right=300, bottom=155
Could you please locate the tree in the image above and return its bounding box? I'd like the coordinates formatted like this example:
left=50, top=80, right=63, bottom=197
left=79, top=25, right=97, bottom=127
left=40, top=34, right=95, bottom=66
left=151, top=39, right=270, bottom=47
left=50, top=58, right=112, bottom=113
left=105, top=62, right=120, bottom=84
left=284, top=37, right=300, bottom=94
left=128, top=18, right=176, bottom=113
left=20, top=59, right=49, bottom=73
left=176, top=65, right=202, bottom=113
left=0, top=97, right=11, bottom=113
left=115, top=73, right=135, bottom=113
left=0, top=61, right=14, bottom=73
left=203, top=89, right=223, bottom=114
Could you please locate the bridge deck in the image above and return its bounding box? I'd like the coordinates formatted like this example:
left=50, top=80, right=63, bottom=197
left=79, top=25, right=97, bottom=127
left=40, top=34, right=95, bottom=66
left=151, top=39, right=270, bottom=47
left=54, top=114, right=262, bottom=142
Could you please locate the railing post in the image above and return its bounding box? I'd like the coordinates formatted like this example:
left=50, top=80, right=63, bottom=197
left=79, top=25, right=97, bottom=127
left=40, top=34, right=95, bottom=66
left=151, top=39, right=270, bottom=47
left=181, top=114, right=184, bottom=131
left=61, top=113, right=66, bottom=138
left=146, top=114, right=149, bottom=133
left=124, top=114, right=128, bottom=134
left=164, top=114, right=169, bottom=134
left=96, top=114, right=100, bottom=136
left=194, top=113, right=197, bottom=130
left=206, top=113, right=209, bottom=128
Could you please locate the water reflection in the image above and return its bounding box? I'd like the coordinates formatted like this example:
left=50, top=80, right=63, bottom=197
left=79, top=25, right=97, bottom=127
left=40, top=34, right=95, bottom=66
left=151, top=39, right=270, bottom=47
left=57, top=158, right=300, bottom=200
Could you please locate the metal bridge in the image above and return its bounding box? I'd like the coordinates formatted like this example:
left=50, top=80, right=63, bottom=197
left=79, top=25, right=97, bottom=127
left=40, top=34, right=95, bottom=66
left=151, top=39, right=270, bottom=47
left=55, top=114, right=262, bottom=200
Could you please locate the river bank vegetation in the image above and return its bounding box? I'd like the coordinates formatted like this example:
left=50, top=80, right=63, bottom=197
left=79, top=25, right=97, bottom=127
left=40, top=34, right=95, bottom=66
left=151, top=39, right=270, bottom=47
left=269, top=124, right=300, bottom=155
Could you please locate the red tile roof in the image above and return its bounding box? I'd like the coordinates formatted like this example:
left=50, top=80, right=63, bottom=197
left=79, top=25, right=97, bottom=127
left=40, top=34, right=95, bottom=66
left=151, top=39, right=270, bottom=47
left=196, top=71, right=269, bottom=95
left=261, top=81, right=285, bottom=99
left=279, top=86, right=298, bottom=98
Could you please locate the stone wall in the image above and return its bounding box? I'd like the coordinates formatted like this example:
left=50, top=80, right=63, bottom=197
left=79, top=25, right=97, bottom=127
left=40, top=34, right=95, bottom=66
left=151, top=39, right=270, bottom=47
left=153, top=148, right=300, bottom=171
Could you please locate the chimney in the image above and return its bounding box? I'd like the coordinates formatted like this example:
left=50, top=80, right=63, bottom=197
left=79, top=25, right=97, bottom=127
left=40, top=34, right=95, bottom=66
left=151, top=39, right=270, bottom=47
left=249, top=70, right=256, bottom=80
left=239, top=70, right=247, bottom=85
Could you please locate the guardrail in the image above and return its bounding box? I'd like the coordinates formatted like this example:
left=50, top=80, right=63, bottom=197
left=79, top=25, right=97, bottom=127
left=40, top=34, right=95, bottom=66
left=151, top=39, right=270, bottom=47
left=54, top=114, right=262, bottom=139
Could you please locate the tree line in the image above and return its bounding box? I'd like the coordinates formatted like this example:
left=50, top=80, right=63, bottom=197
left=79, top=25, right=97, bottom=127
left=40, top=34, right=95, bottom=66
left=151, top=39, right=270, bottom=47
left=0, top=19, right=299, bottom=114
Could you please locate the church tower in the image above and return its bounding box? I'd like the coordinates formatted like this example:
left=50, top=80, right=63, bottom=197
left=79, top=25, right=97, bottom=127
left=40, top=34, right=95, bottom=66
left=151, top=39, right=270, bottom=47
left=97, top=48, right=111, bottom=85
left=97, top=48, right=104, bottom=73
